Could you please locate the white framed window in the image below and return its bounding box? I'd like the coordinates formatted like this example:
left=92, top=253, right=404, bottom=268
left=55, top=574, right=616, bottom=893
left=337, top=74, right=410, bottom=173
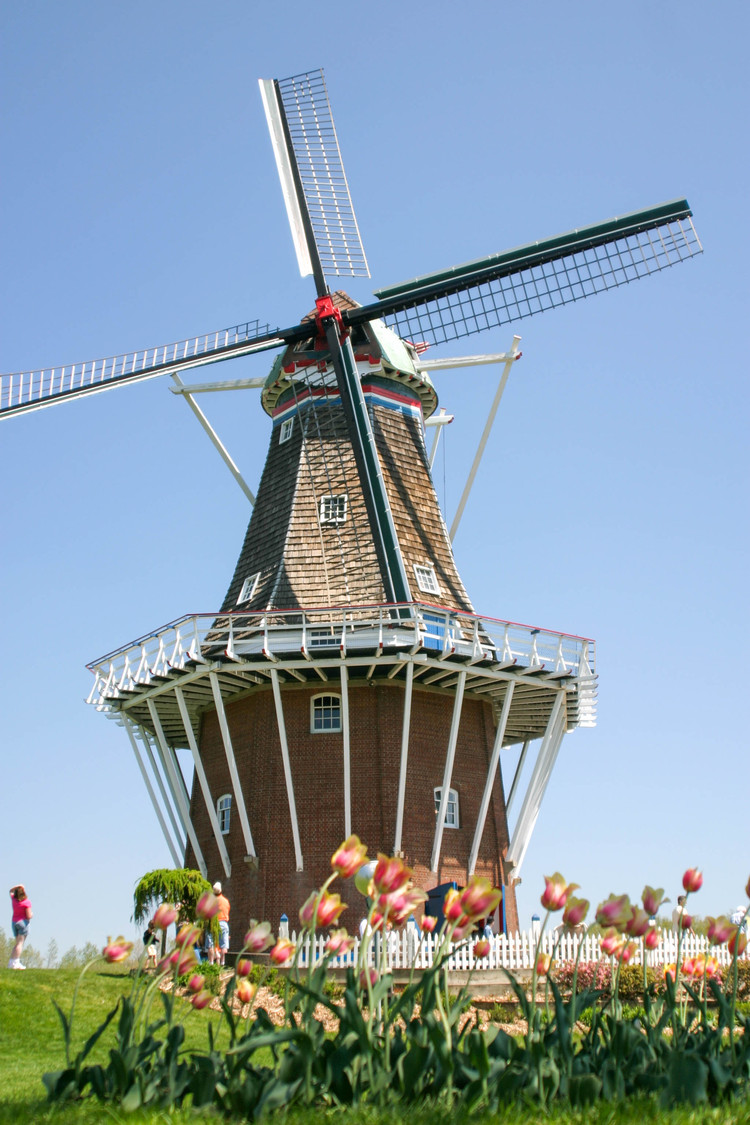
left=237, top=572, right=260, bottom=604
left=414, top=563, right=440, bottom=595
left=309, top=627, right=339, bottom=649
left=279, top=417, right=294, bottom=444
left=434, top=786, right=459, bottom=829
left=217, top=793, right=232, bottom=835
left=311, top=693, right=342, bottom=732
left=319, top=494, right=348, bottom=524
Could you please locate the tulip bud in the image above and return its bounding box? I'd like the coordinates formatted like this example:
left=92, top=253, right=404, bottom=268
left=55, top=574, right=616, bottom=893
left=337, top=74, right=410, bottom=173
left=191, top=990, right=213, bottom=1010
left=103, top=936, right=133, bottom=964
left=644, top=927, right=659, bottom=950
left=473, top=939, right=491, bottom=959
left=236, top=979, right=257, bottom=1005
left=420, top=915, right=437, bottom=933
left=270, top=938, right=295, bottom=966
left=331, top=835, right=369, bottom=879
left=196, top=892, right=220, bottom=921
left=682, top=868, right=703, bottom=894
left=236, top=957, right=253, bottom=977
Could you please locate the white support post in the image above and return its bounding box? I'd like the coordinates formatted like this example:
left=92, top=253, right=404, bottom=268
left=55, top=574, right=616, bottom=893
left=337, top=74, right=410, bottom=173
left=506, top=692, right=566, bottom=878
left=123, top=716, right=182, bottom=867
left=147, top=699, right=207, bottom=877
left=209, top=671, right=256, bottom=859
left=506, top=738, right=531, bottom=820
left=171, top=373, right=256, bottom=505
left=340, top=665, right=351, bottom=838
left=468, top=682, right=515, bottom=876
left=430, top=670, right=467, bottom=873
left=140, top=726, right=186, bottom=855
left=425, top=408, right=454, bottom=470
left=393, top=661, right=415, bottom=855
left=449, top=336, right=521, bottom=541
left=174, top=686, right=232, bottom=879
left=270, top=669, right=304, bottom=871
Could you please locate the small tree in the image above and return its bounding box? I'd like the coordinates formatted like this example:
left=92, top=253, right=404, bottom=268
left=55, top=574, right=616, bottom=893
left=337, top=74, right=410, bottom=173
left=133, top=868, right=217, bottom=953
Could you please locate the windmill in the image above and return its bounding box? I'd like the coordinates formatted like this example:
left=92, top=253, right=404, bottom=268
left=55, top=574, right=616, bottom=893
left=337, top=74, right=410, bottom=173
left=0, top=69, right=701, bottom=934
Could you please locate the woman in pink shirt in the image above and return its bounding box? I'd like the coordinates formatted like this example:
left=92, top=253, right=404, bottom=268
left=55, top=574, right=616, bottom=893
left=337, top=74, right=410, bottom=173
left=9, top=884, right=32, bottom=969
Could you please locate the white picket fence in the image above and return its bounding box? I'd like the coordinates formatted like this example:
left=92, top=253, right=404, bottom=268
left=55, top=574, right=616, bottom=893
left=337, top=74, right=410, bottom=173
left=292, top=927, right=748, bottom=972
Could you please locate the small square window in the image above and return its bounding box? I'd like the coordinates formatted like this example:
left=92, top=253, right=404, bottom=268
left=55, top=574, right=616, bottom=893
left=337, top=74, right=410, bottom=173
left=279, top=418, right=294, bottom=444
left=217, top=794, right=232, bottom=834
left=311, top=693, right=342, bottom=732
left=434, top=786, right=459, bottom=829
left=237, top=572, right=260, bottom=604
left=414, top=564, right=440, bottom=595
left=319, top=495, right=348, bottom=524
left=309, top=628, right=339, bottom=649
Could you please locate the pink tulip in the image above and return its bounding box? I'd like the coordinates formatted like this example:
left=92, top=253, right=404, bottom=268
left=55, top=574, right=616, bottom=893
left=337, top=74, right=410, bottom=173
left=443, top=888, right=465, bottom=922
left=188, top=973, right=205, bottom=993
left=460, top=877, right=502, bottom=922
left=373, top=854, right=411, bottom=895
left=270, top=938, right=295, bottom=966
left=625, top=907, right=651, bottom=938
left=325, top=929, right=356, bottom=956
left=175, top=923, right=202, bottom=948
left=331, top=835, right=369, bottom=879
left=680, top=913, right=693, bottom=931
left=381, top=886, right=428, bottom=927
left=541, top=873, right=578, bottom=912
left=641, top=885, right=666, bottom=916
left=728, top=927, right=748, bottom=957
left=600, top=929, right=625, bottom=957
left=359, top=968, right=378, bottom=989
left=618, top=942, right=637, bottom=965
left=746, top=875, right=750, bottom=900
left=236, top=957, right=253, bottom=977
left=644, top=927, right=659, bottom=950
left=236, top=979, right=257, bottom=1005
left=153, top=904, right=178, bottom=930
left=191, top=990, right=213, bottom=1010
left=317, top=891, right=346, bottom=928
left=244, top=921, right=273, bottom=953
left=196, top=892, right=220, bottom=920
left=595, top=894, right=632, bottom=930
left=452, top=919, right=474, bottom=941
left=420, top=915, right=437, bottom=933
left=473, top=939, right=491, bottom=959
left=682, top=868, right=703, bottom=893
left=535, top=953, right=552, bottom=977
left=103, top=936, right=133, bottom=964
left=706, top=916, right=733, bottom=945
left=562, top=896, right=589, bottom=929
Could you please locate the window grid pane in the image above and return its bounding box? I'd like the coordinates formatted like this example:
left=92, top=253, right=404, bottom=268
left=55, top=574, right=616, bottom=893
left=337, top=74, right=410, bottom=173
left=312, top=694, right=342, bottom=731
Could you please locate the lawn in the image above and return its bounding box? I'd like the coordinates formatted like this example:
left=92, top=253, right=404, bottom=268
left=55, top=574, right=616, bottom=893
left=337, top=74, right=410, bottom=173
left=1, top=969, right=749, bottom=1124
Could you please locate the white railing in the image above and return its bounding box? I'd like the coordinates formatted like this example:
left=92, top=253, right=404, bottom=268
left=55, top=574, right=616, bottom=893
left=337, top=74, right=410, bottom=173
left=291, top=927, right=748, bottom=973
left=86, top=602, right=596, bottom=709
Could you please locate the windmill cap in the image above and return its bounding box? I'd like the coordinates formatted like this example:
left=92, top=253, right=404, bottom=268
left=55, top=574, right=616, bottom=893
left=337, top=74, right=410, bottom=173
left=212, top=882, right=222, bottom=893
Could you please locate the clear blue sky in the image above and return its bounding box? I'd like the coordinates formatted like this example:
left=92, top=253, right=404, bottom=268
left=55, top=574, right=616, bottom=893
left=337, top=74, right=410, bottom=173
left=1, top=1, right=747, bottom=957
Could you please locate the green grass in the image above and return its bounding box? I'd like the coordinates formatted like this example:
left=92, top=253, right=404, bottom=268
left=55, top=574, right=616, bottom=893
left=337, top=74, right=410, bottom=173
left=1, top=970, right=749, bottom=1124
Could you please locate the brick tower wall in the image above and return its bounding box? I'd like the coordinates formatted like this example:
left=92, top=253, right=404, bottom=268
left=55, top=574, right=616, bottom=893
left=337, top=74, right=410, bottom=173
left=185, top=681, right=519, bottom=942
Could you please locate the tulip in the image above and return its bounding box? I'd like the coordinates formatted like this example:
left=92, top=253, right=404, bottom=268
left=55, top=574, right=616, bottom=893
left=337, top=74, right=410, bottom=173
left=236, top=958, right=253, bottom=978
left=325, top=929, right=356, bottom=956
left=331, top=835, right=369, bottom=879
left=175, top=923, right=202, bottom=948
left=728, top=926, right=748, bottom=957
left=682, top=868, right=703, bottom=893
left=103, top=936, right=133, bottom=964
left=420, top=915, right=437, bottom=933
left=473, top=939, right=491, bottom=959
left=625, top=907, right=651, bottom=938
left=664, top=963, right=677, bottom=983
left=187, top=973, right=205, bottom=993
left=236, top=979, right=257, bottom=1005
left=382, top=886, right=428, bottom=927
left=173, top=949, right=198, bottom=975
left=244, top=921, right=273, bottom=953
left=680, top=913, right=693, bottom=931
left=541, top=873, right=578, bottom=912
left=196, top=892, right=220, bottom=921
left=153, top=904, right=178, bottom=930
left=642, top=885, right=667, bottom=916
left=359, top=968, right=378, bottom=989
left=618, top=941, right=637, bottom=965
left=595, top=894, right=632, bottom=930
left=535, top=953, right=552, bottom=977
left=460, top=877, right=503, bottom=922
left=191, top=990, right=213, bottom=1010
left=600, top=929, right=625, bottom=957
left=452, top=918, right=474, bottom=941
left=644, top=927, right=659, bottom=951
left=443, top=888, right=464, bottom=923
left=562, top=896, right=589, bottom=929
left=746, top=875, right=750, bottom=900
left=706, top=915, right=733, bottom=945
left=270, top=938, right=295, bottom=966
left=373, top=854, right=411, bottom=895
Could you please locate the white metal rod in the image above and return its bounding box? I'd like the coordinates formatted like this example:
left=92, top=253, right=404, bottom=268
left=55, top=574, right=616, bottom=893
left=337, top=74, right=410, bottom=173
left=147, top=699, right=207, bottom=877
left=123, top=716, right=181, bottom=867
left=340, top=665, right=351, bottom=838
left=506, top=738, right=531, bottom=820
left=174, top=686, right=232, bottom=879
left=506, top=692, right=565, bottom=877
left=419, top=352, right=518, bottom=372
left=468, top=682, right=515, bottom=876
left=449, top=336, right=521, bottom=541
left=430, top=669, right=467, bottom=872
left=270, top=669, right=304, bottom=871
left=171, top=373, right=256, bottom=505
left=209, top=671, right=256, bottom=858
left=169, top=376, right=267, bottom=394
left=140, top=726, right=186, bottom=854
left=393, top=661, right=415, bottom=855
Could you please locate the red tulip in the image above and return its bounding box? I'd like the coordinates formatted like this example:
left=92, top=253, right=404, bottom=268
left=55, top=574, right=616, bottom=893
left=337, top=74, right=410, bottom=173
left=641, top=885, right=666, bottom=916
left=244, top=921, right=273, bottom=953
left=595, top=894, right=632, bottom=930
left=331, top=835, right=369, bottom=879
left=236, top=957, right=253, bottom=977
left=196, top=893, right=220, bottom=920
left=270, top=938, right=295, bottom=966
left=562, top=896, right=589, bottom=929
left=682, top=868, right=703, bottom=894
left=103, top=936, right=133, bottom=964
left=473, top=939, right=491, bottom=959
left=541, top=873, right=578, bottom=912
left=325, top=929, right=356, bottom=955
left=373, top=854, right=411, bottom=895
left=191, top=990, right=213, bottom=1010
left=460, top=877, right=502, bottom=922
left=236, top=979, right=257, bottom=1005
left=152, top=904, right=178, bottom=930
left=644, top=927, right=659, bottom=950
left=535, top=953, right=552, bottom=977
left=420, top=915, right=437, bottom=933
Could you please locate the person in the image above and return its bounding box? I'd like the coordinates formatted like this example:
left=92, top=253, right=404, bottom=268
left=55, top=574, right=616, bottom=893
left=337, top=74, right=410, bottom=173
left=731, top=905, right=747, bottom=931
left=208, top=881, right=230, bottom=966
left=672, top=895, right=686, bottom=930
left=143, top=919, right=158, bottom=966
left=8, top=884, right=32, bottom=970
